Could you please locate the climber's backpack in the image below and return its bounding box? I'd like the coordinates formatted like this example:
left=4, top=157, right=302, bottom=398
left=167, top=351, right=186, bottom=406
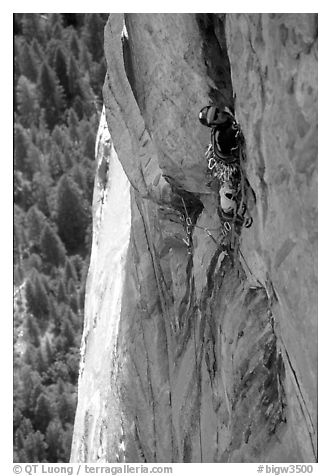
left=199, top=105, right=241, bottom=164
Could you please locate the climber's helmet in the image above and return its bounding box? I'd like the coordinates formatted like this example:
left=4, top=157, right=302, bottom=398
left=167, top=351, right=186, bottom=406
left=199, top=106, right=219, bottom=127
left=199, top=105, right=233, bottom=128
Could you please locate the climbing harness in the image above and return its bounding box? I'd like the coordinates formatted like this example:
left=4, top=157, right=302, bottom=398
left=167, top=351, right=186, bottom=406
left=206, top=146, right=240, bottom=184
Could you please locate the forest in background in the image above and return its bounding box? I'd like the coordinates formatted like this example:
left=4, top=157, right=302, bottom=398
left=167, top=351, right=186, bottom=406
left=13, top=13, right=109, bottom=462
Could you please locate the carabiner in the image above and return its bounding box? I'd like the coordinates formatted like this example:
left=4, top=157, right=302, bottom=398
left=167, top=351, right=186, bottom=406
left=186, top=217, right=192, bottom=226
left=205, top=144, right=213, bottom=156
left=244, top=217, right=253, bottom=228
left=208, top=157, right=217, bottom=170
left=224, top=222, right=231, bottom=232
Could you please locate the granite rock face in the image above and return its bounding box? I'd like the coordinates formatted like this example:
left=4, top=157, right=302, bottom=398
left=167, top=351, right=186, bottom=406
left=70, top=13, right=317, bottom=463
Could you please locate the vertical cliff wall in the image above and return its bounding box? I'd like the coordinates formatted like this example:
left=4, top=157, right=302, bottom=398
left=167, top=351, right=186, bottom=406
left=71, top=13, right=317, bottom=463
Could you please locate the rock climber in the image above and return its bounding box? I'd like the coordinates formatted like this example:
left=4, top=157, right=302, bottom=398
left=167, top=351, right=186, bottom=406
left=199, top=104, right=252, bottom=228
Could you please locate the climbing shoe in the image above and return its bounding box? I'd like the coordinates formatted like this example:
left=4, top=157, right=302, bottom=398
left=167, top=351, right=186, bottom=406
left=219, top=183, right=238, bottom=215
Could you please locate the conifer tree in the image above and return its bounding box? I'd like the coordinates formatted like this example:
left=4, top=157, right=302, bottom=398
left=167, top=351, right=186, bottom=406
left=26, top=143, right=42, bottom=179
left=83, top=127, right=96, bottom=160
left=22, top=14, right=46, bottom=46
left=70, top=254, right=84, bottom=280
left=37, top=62, right=65, bottom=130
left=27, top=253, right=43, bottom=272
left=68, top=29, right=80, bottom=59
left=83, top=161, right=96, bottom=203
left=25, top=316, right=40, bottom=348
left=83, top=14, right=104, bottom=62
left=53, top=46, right=69, bottom=99
left=24, top=342, right=38, bottom=367
left=66, top=347, right=80, bottom=383
left=52, top=21, right=63, bottom=40
left=32, top=110, right=50, bottom=151
left=19, top=366, right=43, bottom=414
left=67, top=278, right=76, bottom=297
left=45, top=419, right=62, bottom=462
left=15, top=417, right=34, bottom=442
left=61, top=319, right=76, bottom=350
left=26, top=206, right=46, bottom=245
left=15, top=417, right=34, bottom=461
left=16, top=75, right=40, bottom=128
left=14, top=124, right=30, bottom=174
left=23, top=430, right=48, bottom=462
left=64, top=307, right=76, bottom=326
left=35, top=393, right=52, bottom=433
left=25, top=273, right=49, bottom=325
left=61, top=150, right=74, bottom=172
left=60, top=425, right=74, bottom=461
left=31, top=172, right=52, bottom=217
left=64, top=258, right=78, bottom=285
left=79, top=285, right=86, bottom=311
left=69, top=294, right=80, bottom=314
left=40, top=223, right=66, bottom=268
left=31, top=38, right=44, bottom=62
left=79, top=43, right=91, bottom=72
left=18, top=43, right=39, bottom=83
left=67, top=55, right=81, bottom=100
left=14, top=428, right=26, bottom=459
left=72, top=96, right=84, bottom=120
left=14, top=37, right=22, bottom=86
left=57, top=279, right=68, bottom=304
left=67, top=108, right=80, bottom=143
left=55, top=175, right=90, bottom=253
left=45, top=37, right=60, bottom=68
left=57, top=378, right=65, bottom=396
left=44, top=338, right=54, bottom=364
left=14, top=171, right=33, bottom=211
left=14, top=205, right=26, bottom=261
left=79, top=76, right=97, bottom=117
left=90, top=59, right=107, bottom=99
left=48, top=299, right=62, bottom=337
left=14, top=264, right=24, bottom=286
left=48, top=144, right=65, bottom=181
left=78, top=117, right=97, bottom=160
left=57, top=390, right=74, bottom=423
left=51, top=125, right=71, bottom=154
left=36, top=346, right=47, bottom=374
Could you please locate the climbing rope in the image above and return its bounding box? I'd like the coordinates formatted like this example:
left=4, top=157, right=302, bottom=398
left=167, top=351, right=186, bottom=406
left=179, top=196, right=233, bottom=253
left=195, top=222, right=231, bottom=242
